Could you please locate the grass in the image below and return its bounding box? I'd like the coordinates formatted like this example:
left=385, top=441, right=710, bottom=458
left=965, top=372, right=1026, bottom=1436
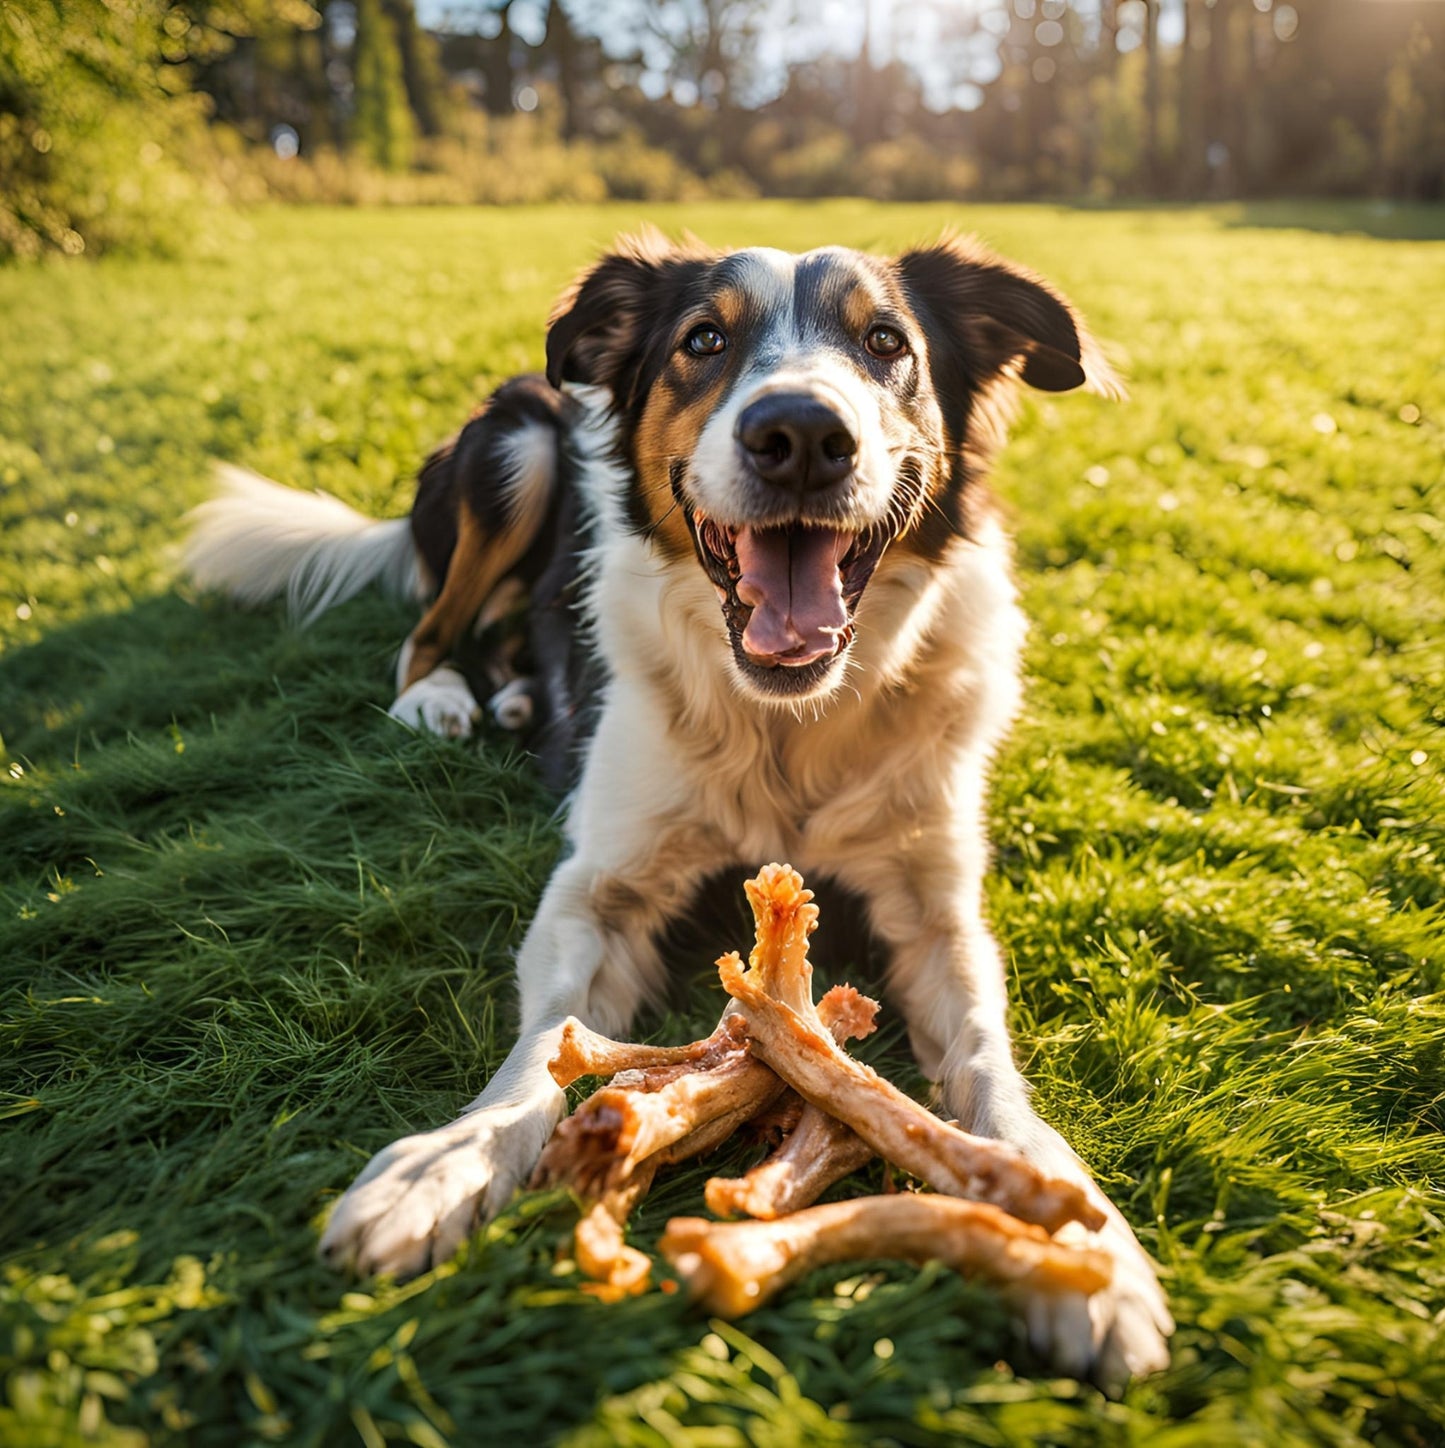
left=1, top=198, right=1443, bottom=1447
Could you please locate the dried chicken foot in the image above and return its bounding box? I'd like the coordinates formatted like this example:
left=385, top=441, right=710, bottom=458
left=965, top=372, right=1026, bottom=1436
left=719, top=865, right=1104, bottom=1235
left=705, top=1101, right=875, bottom=1220
left=537, top=982, right=879, bottom=1201
left=661, top=1193, right=1113, bottom=1318
left=534, top=1034, right=784, bottom=1199
left=549, top=1015, right=742, bottom=1089
left=573, top=1164, right=657, bottom=1302
left=707, top=981, right=882, bottom=1219
left=566, top=1101, right=774, bottom=1303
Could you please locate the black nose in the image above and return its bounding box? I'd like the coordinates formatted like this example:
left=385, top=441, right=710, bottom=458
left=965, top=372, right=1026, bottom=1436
left=736, top=393, right=857, bottom=492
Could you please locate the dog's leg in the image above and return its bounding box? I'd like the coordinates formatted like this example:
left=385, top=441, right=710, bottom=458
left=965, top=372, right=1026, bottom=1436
left=320, top=703, right=724, bottom=1278
left=863, top=884, right=1173, bottom=1393
left=388, top=637, right=481, bottom=739
left=318, top=856, right=650, bottom=1278
left=900, top=927, right=1173, bottom=1392
left=388, top=505, right=537, bottom=739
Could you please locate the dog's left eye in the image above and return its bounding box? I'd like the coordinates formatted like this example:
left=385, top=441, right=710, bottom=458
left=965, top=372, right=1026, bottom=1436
left=685, top=325, right=727, bottom=357
left=865, top=325, right=907, bottom=359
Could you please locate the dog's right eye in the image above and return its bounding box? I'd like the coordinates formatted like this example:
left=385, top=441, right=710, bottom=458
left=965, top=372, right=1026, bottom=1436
left=685, top=325, right=727, bottom=357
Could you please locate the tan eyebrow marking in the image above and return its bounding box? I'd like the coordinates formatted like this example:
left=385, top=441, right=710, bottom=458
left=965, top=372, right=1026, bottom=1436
left=840, top=280, right=879, bottom=339
left=709, top=285, right=747, bottom=334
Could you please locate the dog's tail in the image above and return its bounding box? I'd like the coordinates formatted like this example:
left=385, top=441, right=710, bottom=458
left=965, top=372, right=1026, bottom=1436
left=184, top=464, right=421, bottom=626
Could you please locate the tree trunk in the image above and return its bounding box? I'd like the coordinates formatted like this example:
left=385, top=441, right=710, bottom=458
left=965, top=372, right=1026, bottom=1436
left=1203, top=0, right=1234, bottom=194
left=384, top=0, right=445, bottom=137
left=1177, top=0, right=1198, bottom=194
left=1143, top=0, right=1160, bottom=192
left=543, top=0, right=580, bottom=139
left=1100, top=0, right=1119, bottom=72
left=482, top=0, right=516, bottom=118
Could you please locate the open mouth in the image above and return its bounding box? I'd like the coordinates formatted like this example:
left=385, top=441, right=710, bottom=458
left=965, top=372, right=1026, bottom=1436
left=686, top=510, right=890, bottom=690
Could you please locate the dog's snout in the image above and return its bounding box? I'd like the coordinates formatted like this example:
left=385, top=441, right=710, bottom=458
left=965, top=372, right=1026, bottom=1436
left=737, top=393, right=857, bottom=492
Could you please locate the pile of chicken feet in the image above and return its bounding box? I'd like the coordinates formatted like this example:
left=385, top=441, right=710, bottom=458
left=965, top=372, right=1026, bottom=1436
left=531, top=863, right=1111, bottom=1316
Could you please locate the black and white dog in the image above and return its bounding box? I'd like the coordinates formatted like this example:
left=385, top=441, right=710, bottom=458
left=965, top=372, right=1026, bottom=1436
left=187, top=230, right=1172, bottom=1388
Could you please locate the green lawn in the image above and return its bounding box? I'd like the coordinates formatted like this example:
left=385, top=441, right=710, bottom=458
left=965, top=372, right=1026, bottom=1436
left=2, top=200, right=1443, bottom=1447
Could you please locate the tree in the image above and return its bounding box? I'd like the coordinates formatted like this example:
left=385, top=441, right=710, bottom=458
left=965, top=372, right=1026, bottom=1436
left=385, top=0, right=451, bottom=136
left=1202, top=0, right=1236, bottom=194
left=541, top=0, right=582, bottom=138
left=1142, top=0, right=1160, bottom=191
left=618, top=0, right=767, bottom=110
left=1, top=0, right=214, bottom=257
left=352, top=0, right=416, bottom=169
left=1380, top=23, right=1445, bottom=201
left=1177, top=0, right=1205, bottom=194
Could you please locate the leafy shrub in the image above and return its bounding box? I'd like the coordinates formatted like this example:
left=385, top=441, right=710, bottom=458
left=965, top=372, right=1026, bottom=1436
left=854, top=137, right=979, bottom=201
left=0, top=1, right=214, bottom=260
left=225, top=112, right=729, bottom=206
left=759, top=127, right=855, bottom=198
left=590, top=132, right=713, bottom=202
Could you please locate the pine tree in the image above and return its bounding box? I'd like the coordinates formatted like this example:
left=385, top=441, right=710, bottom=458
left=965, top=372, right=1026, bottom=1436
left=385, top=0, right=450, bottom=138
left=352, top=0, right=415, bottom=171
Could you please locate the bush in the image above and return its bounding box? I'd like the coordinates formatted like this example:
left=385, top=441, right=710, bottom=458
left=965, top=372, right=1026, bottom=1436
left=854, top=137, right=978, bottom=201
left=224, top=111, right=726, bottom=206
left=0, top=1, right=214, bottom=260
left=590, top=132, right=712, bottom=202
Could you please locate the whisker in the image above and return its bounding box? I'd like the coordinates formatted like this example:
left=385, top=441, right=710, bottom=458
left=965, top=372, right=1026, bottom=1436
left=638, top=497, right=682, bottom=542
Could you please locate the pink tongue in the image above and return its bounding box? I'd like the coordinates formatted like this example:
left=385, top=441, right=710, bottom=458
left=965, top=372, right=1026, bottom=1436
left=735, top=525, right=850, bottom=664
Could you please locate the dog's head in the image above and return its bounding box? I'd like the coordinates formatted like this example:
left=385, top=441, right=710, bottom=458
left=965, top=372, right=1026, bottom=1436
left=547, top=229, right=1113, bottom=705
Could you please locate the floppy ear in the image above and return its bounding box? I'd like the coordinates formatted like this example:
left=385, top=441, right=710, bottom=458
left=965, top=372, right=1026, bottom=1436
left=545, top=229, right=713, bottom=403
left=896, top=235, right=1119, bottom=397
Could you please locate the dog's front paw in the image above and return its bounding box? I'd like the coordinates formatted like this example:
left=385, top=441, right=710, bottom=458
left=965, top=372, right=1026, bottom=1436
left=389, top=667, right=480, bottom=740
left=1018, top=1207, right=1173, bottom=1394
left=319, top=1104, right=550, bottom=1278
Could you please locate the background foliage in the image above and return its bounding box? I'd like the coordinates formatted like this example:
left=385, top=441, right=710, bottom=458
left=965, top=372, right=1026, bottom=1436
left=0, top=0, right=208, bottom=258
left=3, top=0, right=1444, bottom=259
left=1, top=200, right=1443, bottom=1444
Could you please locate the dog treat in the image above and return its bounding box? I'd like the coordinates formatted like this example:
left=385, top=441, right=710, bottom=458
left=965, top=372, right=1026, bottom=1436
left=660, top=1193, right=1112, bottom=1318
left=539, top=862, right=1109, bottom=1312
left=704, top=1102, right=876, bottom=1220
left=572, top=1164, right=658, bottom=1302
left=548, top=1014, right=744, bottom=1089
left=537, top=982, right=881, bottom=1201
left=549, top=982, right=876, bottom=1093
left=535, top=1040, right=784, bottom=1199
left=717, top=865, right=1105, bottom=1236
left=536, top=936, right=884, bottom=1296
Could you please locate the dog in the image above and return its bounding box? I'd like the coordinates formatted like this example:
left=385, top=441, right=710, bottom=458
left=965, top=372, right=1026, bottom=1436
left=186, top=229, right=1172, bottom=1390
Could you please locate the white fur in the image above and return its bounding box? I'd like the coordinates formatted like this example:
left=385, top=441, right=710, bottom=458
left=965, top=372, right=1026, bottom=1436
left=496, top=420, right=557, bottom=537
left=488, top=679, right=534, bottom=731
left=319, top=384, right=1172, bottom=1391
left=689, top=358, right=897, bottom=531
left=186, top=464, right=420, bottom=625
left=388, top=667, right=479, bottom=739
left=687, top=248, right=896, bottom=532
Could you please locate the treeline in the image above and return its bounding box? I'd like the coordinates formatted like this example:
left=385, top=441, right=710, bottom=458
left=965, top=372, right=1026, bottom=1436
left=2, top=0, right=1442, bottom=260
